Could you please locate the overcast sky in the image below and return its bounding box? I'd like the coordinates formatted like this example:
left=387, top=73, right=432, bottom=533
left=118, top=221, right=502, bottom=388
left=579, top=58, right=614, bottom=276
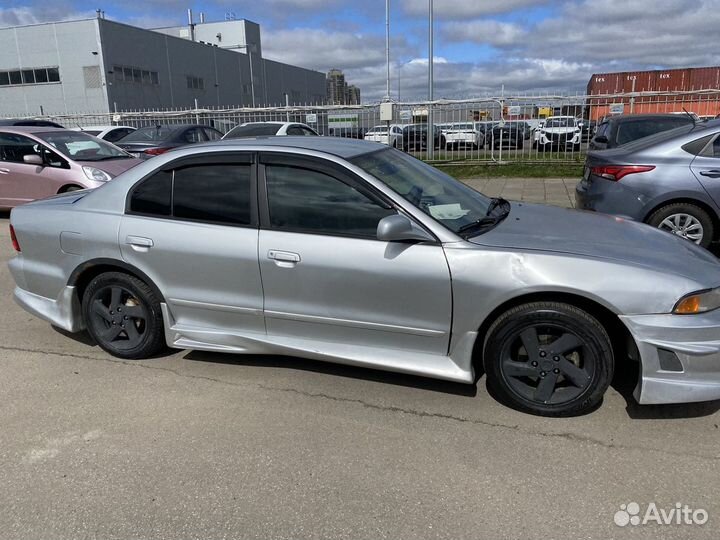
left=1, top=0, right=719, bottom=102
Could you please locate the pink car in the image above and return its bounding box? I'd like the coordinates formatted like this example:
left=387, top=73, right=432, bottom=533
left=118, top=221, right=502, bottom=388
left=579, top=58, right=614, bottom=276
left=0, top=127, right=141, bottom=209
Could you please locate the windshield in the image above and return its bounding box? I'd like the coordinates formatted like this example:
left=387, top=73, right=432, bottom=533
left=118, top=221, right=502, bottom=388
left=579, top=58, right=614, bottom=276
left=121, top=126, right=175, bottom=142
left=37, top=131, right=130, bottom=161
left=350, top=148, right=493, bottom=233
left=224, top=124, right=282, bottom=138
left=545, top=118, right=576, bottom=128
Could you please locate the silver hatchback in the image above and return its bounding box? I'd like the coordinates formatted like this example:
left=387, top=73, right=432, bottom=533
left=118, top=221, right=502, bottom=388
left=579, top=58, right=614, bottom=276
left=9, top=138, right=720, bottom=416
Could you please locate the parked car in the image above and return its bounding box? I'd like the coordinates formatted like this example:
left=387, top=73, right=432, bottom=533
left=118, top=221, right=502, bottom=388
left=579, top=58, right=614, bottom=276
left=0, top=127, right=140, bottom=209
left=535, top=116, right=581, bottom=152
left=578, top=120, right=596, bottom=142
left=401, top=124, right=446, bottom=151
left=0, top=119, right=64, bottom=128
left=9, top=137, right=720, bottom=416
left=590, top=114, right=695, bottom=150
left=116, top=124, right=223, bottom=158
left=488, top=122, right=528, bottom=149
left=329, top=127, right=366, bottom=139
left=576, top=119, right=720, bottom=248
left=364, top=124, right=404, bottom=147
left=223, top=122, right=318, bottom=139
left=73, top=125, right=137, bottom=144
left=439, top=123, right=485, bottom=149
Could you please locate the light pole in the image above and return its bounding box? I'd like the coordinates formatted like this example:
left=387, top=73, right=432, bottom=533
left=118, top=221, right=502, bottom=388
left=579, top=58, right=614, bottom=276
left=427, top=0, right=434, bottom=159
left=384, top=0, right=391, bottom=102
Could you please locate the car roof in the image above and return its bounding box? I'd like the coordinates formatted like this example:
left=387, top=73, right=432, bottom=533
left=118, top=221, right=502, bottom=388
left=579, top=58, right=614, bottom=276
left=605, top=113, right=695, bottom=123
left=192, top=136, right=386, bottom=159
left=73, top=125, right=136, bottom=131
left=0, top=126, right=69, bottom=134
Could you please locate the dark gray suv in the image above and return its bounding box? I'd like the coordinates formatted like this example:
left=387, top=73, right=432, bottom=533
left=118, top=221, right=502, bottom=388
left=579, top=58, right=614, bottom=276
left=576, top=119, right=720, bottom=248
left=590, top=113, right=694, bottom=150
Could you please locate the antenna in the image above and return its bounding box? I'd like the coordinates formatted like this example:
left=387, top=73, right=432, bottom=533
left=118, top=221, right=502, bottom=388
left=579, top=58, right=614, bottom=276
left=682, top=107, right=697, bottom=126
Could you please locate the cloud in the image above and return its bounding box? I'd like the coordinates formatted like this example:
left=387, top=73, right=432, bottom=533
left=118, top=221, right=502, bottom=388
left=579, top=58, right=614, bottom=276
left=0, top=6, right=96, bottom=27
left=443, top=20, right=527, bottom=47
left=402, top=0, right=547, bottom=18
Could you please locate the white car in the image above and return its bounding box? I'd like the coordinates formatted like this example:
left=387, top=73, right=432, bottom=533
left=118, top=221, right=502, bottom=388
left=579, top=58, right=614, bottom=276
left=364, top=124, right=404, bottom=147
left=223, top=122, right=319, bottom=139
left=439, top=123, right=484, bottom=149
left=535, top=116, right=581, bottom=152
left=73, top=125, right=137, bottom=143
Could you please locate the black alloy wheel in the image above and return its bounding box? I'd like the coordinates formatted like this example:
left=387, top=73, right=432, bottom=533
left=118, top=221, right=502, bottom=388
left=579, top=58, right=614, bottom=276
left=484, top=302, right=613, bottom=416
left=82, top=272, right=166, bottom=359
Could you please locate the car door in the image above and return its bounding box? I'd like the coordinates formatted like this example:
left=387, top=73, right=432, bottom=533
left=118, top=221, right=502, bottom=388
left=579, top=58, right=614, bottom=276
left=119, top=153, right=264, bottom=333
left=257, top=153, right=452, bottom=354
left=690, top=133, right=720, bottom=207
left=0, top=132, right=72, bottom=207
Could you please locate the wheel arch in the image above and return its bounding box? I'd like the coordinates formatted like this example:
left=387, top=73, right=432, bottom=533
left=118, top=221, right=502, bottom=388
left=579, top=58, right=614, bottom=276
left=471, top=291, right=639, bottom=372
left=68, top=258, right=166, bottom=304
left=58, top=184, right=85, bottom=194
left=642, top=195, right=720, bottom=236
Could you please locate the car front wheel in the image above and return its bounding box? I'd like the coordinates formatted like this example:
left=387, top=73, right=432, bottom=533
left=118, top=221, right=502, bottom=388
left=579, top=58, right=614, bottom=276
left=483, top=301, right=613, bottom=416
left=82, top=272, right=167, bottom=359
left=647, top=202, right=714, bottom=248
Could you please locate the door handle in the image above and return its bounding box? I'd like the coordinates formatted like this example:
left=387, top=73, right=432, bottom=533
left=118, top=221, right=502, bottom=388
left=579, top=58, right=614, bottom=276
left=268, top=250, right=300, bottom=263
left=0, top=168, right=9, bottom=174
left=699, top=170, right=720, bottom=178
left=125, top=235, right=154, bottom=249
left=268, top=250, right=301, bottom=268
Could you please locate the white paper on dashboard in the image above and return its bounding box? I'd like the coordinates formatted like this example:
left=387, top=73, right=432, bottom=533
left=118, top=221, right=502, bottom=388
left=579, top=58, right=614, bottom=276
left=428, top=203, right=469, bottom=220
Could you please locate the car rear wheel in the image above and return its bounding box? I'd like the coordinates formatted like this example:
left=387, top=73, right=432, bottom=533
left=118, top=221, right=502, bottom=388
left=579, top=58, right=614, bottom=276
left=647, top=202, right=714, bottom=248
left=82, top=272, right=167, bottom=359
left=483, top=302, right=613, bottom=416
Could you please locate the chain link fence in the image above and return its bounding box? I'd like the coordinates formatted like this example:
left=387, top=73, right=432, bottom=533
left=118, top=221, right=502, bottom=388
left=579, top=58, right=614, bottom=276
left=8, top=89, right=720, bottom=164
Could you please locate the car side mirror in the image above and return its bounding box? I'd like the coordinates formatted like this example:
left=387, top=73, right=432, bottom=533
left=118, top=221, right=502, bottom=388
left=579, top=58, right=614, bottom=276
left=593, top=135, right=609, bottom=144
left=23, top=154, right=44, bottom=166
left=377, top=214, right=434, bottom=243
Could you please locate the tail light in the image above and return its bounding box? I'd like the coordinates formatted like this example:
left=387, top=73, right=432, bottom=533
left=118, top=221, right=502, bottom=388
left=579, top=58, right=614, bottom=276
left=9, top=224, right=20, bottom=252
left=143, top=147, right=169, bottom=156
left=590, top=165, right=655, bottom=182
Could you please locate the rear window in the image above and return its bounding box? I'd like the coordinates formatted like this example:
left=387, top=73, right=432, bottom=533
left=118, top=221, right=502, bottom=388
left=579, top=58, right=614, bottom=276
left=122, top=126, right=174, bottom=142
left=616, top=118, right=694, bottom=146
left=224, top=124, right=281, bottom=138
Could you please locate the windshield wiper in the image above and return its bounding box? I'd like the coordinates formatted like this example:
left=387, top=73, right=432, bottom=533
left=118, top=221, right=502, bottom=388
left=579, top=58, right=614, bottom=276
left=457, top=198, right=511, bottom=236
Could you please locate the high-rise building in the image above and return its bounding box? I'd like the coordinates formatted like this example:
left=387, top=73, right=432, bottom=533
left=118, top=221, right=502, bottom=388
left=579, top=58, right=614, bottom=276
left=347, top=85, right=361, bottom=105
left=326, top=69, right=346, bottom=105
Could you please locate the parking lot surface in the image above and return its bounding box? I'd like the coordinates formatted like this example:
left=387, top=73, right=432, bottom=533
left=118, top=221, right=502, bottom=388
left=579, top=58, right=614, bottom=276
left=1, top=183, right=719, bottom=540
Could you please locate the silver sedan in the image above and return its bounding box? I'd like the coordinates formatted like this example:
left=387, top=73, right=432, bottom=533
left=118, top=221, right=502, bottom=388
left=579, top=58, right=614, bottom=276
left=8, top=137, right=720, bottom=416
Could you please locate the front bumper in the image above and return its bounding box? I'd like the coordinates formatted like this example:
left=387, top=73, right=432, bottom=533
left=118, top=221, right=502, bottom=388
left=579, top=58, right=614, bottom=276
left=538, top=134, right=580, bottom=146
left=622, top=310, right=720, bottom=404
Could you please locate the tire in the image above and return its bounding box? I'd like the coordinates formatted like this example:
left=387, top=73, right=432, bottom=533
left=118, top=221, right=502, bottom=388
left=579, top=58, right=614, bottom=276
left=81, top=271, right=167, bottom=359
left=573, top=144, right=581, bottom=152
left=483, top=301, right=613, bottom=417
left=646, top=202, right=714, bottom=248
left=516, top=139, right=524, bottom=150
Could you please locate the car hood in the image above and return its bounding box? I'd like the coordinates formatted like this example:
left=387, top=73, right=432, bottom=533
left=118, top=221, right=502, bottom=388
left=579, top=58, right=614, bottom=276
left=75, top=157, right=143, bottom=177
left=469, top=202, right=720, bottom=284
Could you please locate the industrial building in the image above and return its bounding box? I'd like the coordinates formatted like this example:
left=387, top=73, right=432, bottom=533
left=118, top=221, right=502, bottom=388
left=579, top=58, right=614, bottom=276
left=0, top=13, right=327, bottom=116
left=586, top=66, right=720, bottom=119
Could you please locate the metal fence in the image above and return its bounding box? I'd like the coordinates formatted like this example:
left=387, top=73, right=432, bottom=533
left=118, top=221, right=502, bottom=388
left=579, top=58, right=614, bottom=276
left=9, top=89, right=720, bottom=164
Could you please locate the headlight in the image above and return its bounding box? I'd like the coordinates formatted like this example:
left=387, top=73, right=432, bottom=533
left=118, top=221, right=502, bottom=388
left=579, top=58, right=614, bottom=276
left=82, top=166, right=112, bottom=183
left=673, top=288, right=720, bottom=314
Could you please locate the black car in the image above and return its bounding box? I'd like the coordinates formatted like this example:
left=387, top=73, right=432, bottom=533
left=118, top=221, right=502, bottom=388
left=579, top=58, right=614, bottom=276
left=0, top=119, right=64, bottom=128
left=401, top=124, right=446, bottom=151
left=590, top=114, right=695, bottom=150
left=116, top=124, right=224, bottom=158
left=489, top=122, right=527, bottom=149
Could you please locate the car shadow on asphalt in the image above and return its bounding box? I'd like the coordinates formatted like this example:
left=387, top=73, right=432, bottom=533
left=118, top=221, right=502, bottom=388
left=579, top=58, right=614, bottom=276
left=184, top=350, right=478, bottom=398
left=611, top=355, right=720, bottom=419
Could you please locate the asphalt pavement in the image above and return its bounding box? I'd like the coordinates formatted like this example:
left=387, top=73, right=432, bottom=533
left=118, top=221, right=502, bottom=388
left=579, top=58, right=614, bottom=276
left=1, top=185, right=719, bottom=539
